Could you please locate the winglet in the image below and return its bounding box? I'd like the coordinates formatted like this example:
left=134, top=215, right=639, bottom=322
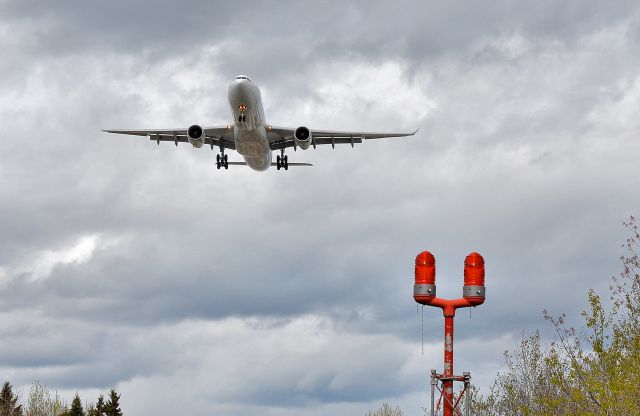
left=411, top=128, right=420, bottom=135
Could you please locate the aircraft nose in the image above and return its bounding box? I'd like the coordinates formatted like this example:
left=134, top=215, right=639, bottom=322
left=230, top=80, right=251, bottom=101
left=234, top=79, right=249, bottom=90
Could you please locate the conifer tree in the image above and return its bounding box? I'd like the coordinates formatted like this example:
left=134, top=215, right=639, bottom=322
left=102, top=390, right=122, bottom=416
left=68, top=394, right=84, bottom=416
left=92, top=395, right=105, bottom=416
left=96, top=396, right=103, bottom=410
left=86, top=395, right=104, bottom=416
left=0, top=382, right=22, bottom=416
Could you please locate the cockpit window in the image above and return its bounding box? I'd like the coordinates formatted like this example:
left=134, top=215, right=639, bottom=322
left=235, top=75, right=252, bottom=82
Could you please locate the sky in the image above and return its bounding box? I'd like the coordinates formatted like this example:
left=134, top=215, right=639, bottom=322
left=0, top=1, right=639, bottom=415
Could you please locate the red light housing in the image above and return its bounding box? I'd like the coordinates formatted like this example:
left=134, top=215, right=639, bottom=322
left=415, top=251, right=436, bottom=285
left=463, top=252, right=485, bottom=304
left=414, top=251, right=436, bottom=303
left=463, top=252, right=484, bottom=286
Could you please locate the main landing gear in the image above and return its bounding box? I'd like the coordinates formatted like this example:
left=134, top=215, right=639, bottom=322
left=276, top=150, right=289, bottom=170
left=216, top=151, right=229, bottom=169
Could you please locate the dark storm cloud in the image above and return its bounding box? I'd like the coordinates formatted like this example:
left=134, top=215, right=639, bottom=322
left=2, top=1, right=638, bottom=81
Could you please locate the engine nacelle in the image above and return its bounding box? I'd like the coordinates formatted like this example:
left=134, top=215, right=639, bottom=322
left=294, top=126, right=312, bottom=150
left=187, top=124, right=205, bottom=148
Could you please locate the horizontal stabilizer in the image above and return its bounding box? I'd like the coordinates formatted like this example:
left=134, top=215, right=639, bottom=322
left=271, top=162, right=313, bottom=167
left=223, top=162, right=314, bottom=167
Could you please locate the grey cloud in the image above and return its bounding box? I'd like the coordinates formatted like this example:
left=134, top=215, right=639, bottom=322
left=3, top=1, right=638, bottom=79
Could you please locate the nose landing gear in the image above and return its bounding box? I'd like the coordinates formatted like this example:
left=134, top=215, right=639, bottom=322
left=238, top=104, right=248, bottom=123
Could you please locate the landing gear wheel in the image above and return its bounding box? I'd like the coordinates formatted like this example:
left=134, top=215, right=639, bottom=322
left=216, top=152, right=228, bottom=169
left=276, top=155, right=282, bottom=170
left=284, top=155, right=289, bottom=170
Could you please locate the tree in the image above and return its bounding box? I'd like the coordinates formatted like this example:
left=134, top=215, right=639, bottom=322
left=95, top=396, right=104, bottom=412
left=102, top=391, right=121, bottom=416
left=24, top=382, right=68, bottom=416
left=472, top=216, right=640, bottom=415
left=365, top=403, right=403, bottom=416
left=0, top=382, right=22, bottom=416
left=614, top=216, right=640, bottom=333
left=85, top=394, right=104, bottom=416
left=471, top=332, right=573, bottom=416
left=68, top=395, right=84, bottom=416
left=83, top=405, right=95, bottom=416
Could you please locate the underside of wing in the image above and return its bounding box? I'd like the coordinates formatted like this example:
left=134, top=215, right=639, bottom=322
left=265, top=126, right=418, bottom=150
left=103, top=126, right=237, bottom=150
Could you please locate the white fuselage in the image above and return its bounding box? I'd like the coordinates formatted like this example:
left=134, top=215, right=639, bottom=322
left=227, top=76, right=271, bottom=171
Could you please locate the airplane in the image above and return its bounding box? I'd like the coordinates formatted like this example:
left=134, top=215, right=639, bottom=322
left=103, top=75, right=418, bottom=172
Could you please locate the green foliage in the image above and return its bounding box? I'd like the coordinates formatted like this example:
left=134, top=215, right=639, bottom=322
left=96, top=395, right=104, bottom=413
left=68, top=395, right=83, bottom=416
left=83, top=405, right=95, bottom=416
left=365, top=402, right=404, bottom=416
left=471, top=331, right=573, bottom=416
left=473, top=216, right=640, bottom=415
left=24, top=382, right=68, bottom=416
left=86, top=394, right=104, bottom=416
left=85, top=397, right=102, bottom=416
left=0, top=382, right=22, bottom=416
left=102, top=391, right=121, bottom=416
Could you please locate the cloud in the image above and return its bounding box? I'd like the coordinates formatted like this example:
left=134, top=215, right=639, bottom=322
left=11, top=234, right=101, bottom=282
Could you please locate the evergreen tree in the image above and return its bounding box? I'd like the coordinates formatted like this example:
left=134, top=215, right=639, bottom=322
left=68, top=394, right=84, bottom=416
left=86, top=394, right=105, bottom=416
left=0, top=382, right=22, bottom=416
left=102, top=391, right=122, bottom=416
left=85, top=402, right=99, bottom=416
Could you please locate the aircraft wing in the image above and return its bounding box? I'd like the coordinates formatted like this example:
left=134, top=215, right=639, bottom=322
left=102, top=126, right=237, bottom=150
left=266, top=126, right=418, bottom=150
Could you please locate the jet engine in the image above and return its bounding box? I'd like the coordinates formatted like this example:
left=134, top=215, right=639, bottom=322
left=294, top=126, right=312, bottom=150
left=187, top=124, right=205, bottom=148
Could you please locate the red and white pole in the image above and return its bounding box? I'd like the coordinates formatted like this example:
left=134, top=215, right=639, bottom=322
left=414, top=251, right=486, bottom=416
left=443, top=314, right=454, bottom=414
